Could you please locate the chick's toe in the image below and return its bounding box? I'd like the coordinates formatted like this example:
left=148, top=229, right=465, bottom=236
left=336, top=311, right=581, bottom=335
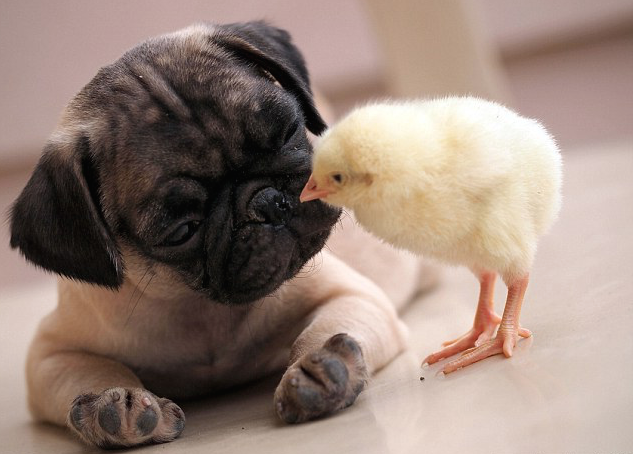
left=441, top=334, right=514, bottom=374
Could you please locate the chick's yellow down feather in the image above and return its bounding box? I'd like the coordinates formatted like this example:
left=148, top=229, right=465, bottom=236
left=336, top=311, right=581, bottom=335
left=301, top=97, right=562, bottom=374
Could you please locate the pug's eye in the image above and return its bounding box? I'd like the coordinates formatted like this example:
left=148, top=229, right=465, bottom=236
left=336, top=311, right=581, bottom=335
left=283, top=120, right=300, bottom=144
left=163, top=220, right=201, bottom=246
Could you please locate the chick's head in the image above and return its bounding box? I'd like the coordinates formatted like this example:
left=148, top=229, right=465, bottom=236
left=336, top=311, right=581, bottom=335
left=300, top=115, right=379, bottom=209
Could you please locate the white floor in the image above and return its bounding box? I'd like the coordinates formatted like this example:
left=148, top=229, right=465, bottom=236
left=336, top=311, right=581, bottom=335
left=1, top=142, right=632, bottom=453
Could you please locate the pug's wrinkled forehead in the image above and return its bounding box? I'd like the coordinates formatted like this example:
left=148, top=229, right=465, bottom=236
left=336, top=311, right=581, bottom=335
left=79, top=24, right=314, bottom=169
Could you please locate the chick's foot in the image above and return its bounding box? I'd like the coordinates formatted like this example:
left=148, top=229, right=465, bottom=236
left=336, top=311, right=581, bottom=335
left=423, top=271, right=531, bottom=370
left=423, top=311, right=500, bottom=367
left=423, top=271, right=501, bottom=367
left=433, top=273, right=532, bottom=374
left=441, top=329, right=520, bottom=374
left=423, top=319, right=531, bottom=367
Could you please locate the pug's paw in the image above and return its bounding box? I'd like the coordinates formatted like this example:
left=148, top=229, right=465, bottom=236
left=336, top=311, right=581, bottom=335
left=68, top=387, right=185, bottom=448
left=274, top=333, right=368, bottom=423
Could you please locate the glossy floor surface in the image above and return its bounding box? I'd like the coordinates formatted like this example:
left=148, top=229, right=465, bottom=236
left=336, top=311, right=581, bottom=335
left=1, top=142, right=632, bottom=453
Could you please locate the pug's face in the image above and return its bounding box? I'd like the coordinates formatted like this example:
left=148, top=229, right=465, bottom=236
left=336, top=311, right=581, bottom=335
left=10, top=22, right=340, bottom=304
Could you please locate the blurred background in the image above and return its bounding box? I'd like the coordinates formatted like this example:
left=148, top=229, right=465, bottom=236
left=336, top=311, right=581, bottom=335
left=1, top=0, right=633, bottom=292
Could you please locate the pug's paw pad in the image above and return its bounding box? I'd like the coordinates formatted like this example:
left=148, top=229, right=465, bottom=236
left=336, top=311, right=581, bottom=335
left=274, top=333, right=368, bottom=423
left=68, top=387, right=185, bottom=448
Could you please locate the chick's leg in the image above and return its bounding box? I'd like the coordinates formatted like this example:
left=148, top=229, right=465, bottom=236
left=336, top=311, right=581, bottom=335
left=423, top=272, right=531, bottom=368
left=423, top=271, right=500, bottom=366
left=441, top=274, right=530, bottom=374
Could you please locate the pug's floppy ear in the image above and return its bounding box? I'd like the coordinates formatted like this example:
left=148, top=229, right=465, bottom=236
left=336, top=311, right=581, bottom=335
left=216, top=21, right=327, bottom=135
left=10, top=133, right=124, bottom=288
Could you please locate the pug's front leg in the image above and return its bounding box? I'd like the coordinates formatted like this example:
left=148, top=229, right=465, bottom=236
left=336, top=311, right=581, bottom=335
left=274, top=252, right=408, bottom=423
left=26, top=348, right=185, bottom=448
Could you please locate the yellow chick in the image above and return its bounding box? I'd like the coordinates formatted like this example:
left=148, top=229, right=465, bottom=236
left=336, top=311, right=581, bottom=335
left=300, top=97, right=562, bottom=374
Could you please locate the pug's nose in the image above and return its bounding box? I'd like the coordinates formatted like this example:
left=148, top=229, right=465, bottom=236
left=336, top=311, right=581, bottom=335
left=247, top=187, right=293, bottom=226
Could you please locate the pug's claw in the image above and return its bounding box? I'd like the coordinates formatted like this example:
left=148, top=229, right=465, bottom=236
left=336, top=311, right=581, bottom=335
left=274, top=333, right=368, bottom=423
left=68, top=387, right=185, bottom=448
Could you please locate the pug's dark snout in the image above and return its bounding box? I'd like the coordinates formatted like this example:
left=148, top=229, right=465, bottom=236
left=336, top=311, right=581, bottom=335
left=247, top=187, right=293, bottom=226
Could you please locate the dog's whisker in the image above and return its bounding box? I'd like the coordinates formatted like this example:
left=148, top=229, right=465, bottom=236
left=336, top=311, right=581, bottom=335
left=245, top=311, right=255, bottom=344
left=266, top=289, right=282, bottom=303
left=322, top=244, right=334, bottom=254
left=297, top=254, right=323, bottom=279
left=127, top=267, right=151, bottom=313
left=124, top=274, right=154, bottom=327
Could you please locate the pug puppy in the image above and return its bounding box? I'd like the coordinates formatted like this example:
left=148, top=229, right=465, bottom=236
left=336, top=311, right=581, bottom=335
left=10, top=21, right=424, bottom=448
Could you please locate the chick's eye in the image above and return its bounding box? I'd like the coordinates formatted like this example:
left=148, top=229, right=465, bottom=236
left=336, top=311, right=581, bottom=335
left=332, top=174, right=343, bottom=183
left=164, top=220, right=201, bottom=246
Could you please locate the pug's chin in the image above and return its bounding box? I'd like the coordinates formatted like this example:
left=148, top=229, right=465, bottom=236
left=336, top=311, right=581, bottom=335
left=213, top=225, right=332, bottom=305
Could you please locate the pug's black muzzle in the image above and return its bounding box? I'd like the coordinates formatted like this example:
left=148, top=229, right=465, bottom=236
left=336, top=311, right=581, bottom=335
left=209, top=182, right=340, bottom=304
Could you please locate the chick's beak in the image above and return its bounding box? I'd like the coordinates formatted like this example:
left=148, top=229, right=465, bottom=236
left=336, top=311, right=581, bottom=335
left=300, top=174, right=333, bottom=202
